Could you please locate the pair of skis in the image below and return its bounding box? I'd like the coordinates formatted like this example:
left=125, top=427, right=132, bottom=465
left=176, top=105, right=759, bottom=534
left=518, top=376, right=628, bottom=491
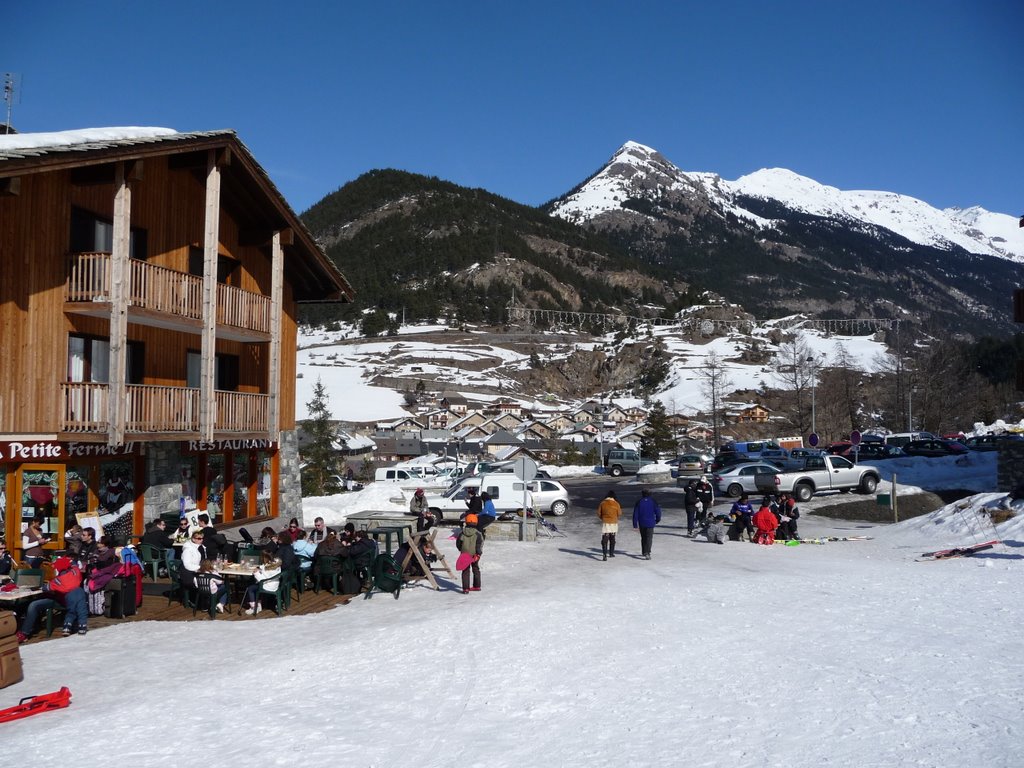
left=0, top=687, right=72, bottom=723
left=917, top=540, right=999, bottom=562
left=772, top=535, right=873, bottom=545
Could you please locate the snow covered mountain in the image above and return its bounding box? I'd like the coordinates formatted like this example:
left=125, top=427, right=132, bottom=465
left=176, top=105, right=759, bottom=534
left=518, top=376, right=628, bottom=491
left=552, top=141, right=1024, bottom=263
left=547, top=142, right=1024, bottom=338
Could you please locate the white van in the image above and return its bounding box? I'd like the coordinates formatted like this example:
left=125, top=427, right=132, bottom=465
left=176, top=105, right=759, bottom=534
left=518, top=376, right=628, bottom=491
left=424, top=473, right=533, bottom=521
left=374, top=467, right=418, bottom=484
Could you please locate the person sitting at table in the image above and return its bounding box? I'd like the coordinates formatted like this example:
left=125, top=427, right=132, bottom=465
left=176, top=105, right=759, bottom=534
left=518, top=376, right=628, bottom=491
left=197, top=513, right=230, bottom=562
left=16, top=555, right=89, bottom=642
left=255, top=526, right=278, bottom=553
left=196, top=559, right=228, bottom=614
left=85, top=537, right=122, bottom=598
left=21, top=515, right=51, bottom=567
left=76, top=526, right=98, bottom=566
left=171, top=517, right=192, bottom=545
left=180, top=530, right=206, bottom=590
left=141, top=518, right=174, bottom=551
left=291, top=529, right=316, bottom=577
left=275, top=529, right=297, bottom=574
left=348, top=530, right=378, bottom=592
left=0, top=540, right=15, bottom=576
left=287, top=517, right=303, bottom=538
left=241, top=550, right=282, bottom=616
left=307, top=516, right=334, bottom=545
left=63, top=524, right=85, bottom=557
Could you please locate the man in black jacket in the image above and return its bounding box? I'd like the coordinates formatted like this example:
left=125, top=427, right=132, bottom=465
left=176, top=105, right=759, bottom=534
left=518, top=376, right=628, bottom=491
left=197, top=514, right=231, bottom=561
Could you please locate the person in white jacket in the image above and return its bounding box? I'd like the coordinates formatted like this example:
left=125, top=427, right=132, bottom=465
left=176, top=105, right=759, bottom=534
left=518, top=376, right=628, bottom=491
left=180, top=531, right=206, bottom=587
left=241, top=551, right=281, bottom=615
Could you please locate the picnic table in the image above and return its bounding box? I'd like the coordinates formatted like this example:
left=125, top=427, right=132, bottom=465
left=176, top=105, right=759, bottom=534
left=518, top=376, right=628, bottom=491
left=398, top=529, right=455, bottom=590
left=0, top=587, right=45, bottom=609
left=366, top=525, right=408, bottom=556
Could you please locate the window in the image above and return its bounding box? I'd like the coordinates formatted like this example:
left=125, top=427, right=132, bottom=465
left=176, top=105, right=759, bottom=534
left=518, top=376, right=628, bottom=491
left=188, top=246, right=239, bottom=285
left=68, top=335, right=143, bottom=383
left=70, top=207, right=147, bottom=259
left=186, top=351, right=239, bottom=391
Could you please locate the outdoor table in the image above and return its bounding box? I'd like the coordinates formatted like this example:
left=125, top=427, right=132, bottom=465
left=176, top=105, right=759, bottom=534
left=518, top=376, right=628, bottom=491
left=399, top=529, right=456, bottom=590
left=214, top=563, right=260, bottom=607
left=366, top=526, right=407, bottom=556
left=0, top=587, right=45, bottom=610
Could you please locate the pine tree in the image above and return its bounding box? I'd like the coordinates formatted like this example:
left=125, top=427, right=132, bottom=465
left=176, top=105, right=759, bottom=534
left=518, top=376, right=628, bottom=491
left=300, top=378, right=338, bottom=497
left=639, top=400, right=675, bottom=458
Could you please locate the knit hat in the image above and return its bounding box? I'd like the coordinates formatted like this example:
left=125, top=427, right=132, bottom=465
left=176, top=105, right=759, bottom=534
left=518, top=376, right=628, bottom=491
left=54, top=556, right=73, bottom=571
left=465, top=514, right=479, bottom=525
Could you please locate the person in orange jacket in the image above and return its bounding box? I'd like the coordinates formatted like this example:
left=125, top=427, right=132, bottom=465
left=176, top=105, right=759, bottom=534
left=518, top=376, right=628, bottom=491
left=752, top=498, right=780, bottom=545
left=597, top=489, right=622, bottom=560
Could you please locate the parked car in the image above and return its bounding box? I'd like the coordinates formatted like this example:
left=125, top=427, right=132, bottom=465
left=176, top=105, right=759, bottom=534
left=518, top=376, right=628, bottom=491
left=527, top=479, right=571, bottom=516
left=604, top=448, right=654, bottom=477
left=826, top=442, right=855, bottom=457
left=712, top=462, right=782, bottom=498
left=902, top=439, right=969, bottom=458
left=850, top=443, right=906, bottom=461
left=710, top=452, right=758, bottom=472
left=963, top=434, right=1024, bottom=452
left=673, top=454, right=709, bottom=476
left=788, top=448, right=824, bottom=460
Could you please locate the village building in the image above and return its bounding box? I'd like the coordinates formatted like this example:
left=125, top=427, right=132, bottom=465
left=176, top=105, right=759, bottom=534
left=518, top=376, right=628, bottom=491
left=0, top=128, right=352, bottom=552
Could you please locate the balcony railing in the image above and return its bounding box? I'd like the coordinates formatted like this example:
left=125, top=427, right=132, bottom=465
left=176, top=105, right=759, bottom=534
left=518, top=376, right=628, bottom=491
left=66, top=252, right=272, bottom=335
left=61, top=383, right=269, bottom=436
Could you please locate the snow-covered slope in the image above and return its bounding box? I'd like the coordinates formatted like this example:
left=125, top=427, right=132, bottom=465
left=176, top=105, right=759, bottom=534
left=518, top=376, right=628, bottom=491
left=551, top=142, right=1024, bottom=263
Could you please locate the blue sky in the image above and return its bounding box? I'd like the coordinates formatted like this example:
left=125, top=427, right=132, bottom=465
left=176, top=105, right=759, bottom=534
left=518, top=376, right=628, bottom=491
left=8, top=1, right=1022, bottom=216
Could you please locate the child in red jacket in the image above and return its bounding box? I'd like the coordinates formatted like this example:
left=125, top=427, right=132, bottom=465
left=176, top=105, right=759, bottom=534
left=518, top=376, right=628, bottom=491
left=752, top=499, right=779, bottom=545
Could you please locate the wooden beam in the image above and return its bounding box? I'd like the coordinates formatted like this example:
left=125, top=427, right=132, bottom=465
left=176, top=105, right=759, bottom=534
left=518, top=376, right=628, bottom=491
left=268, top=230, right=284, bottom=441
left=200, top=150, right=221, bottom=442
left=108, top=162, right=131, bottom=446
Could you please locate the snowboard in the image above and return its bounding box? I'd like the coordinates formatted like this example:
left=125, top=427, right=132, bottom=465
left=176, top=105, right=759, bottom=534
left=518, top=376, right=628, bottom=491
left=917, top=539, right=999, bottom=561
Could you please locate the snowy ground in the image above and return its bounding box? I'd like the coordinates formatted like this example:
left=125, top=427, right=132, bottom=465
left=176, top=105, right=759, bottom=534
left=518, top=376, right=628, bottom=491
left=4, top=464, right=1022, bottom=766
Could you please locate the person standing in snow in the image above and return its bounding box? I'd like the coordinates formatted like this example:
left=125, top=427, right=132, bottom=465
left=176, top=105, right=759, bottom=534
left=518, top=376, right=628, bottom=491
left=632, top=489, right=661, bottom=560
left=683, top=479, right=700, bottom=536
left=597, top=489, right=622, bottom=560
left=695, top=477, right=714, bottom=527
left=457, top=513, right=483, bottom=593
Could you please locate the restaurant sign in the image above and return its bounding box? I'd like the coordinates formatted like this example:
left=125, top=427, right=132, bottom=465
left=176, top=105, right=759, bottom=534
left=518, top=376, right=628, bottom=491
left=184, top=439, right=278, bottom=452
left=0, top=440, right=139, bottom=461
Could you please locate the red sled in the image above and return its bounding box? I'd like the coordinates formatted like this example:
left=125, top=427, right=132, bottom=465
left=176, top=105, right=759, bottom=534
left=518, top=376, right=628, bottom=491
left=0, top=687, right=72, bottom=723
left=455, top=552, right=474, bottom=571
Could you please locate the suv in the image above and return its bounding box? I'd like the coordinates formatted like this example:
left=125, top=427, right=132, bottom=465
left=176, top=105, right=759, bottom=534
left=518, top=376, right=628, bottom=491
left=603, top=449, right=653, bottom=477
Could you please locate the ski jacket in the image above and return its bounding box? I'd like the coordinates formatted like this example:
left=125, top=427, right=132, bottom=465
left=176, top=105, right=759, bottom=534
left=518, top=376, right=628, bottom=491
left=457, top=525, right=484, bottom=557
left=49, top=565, right=83, bottom=606
left=597, top=497, right=622, bottom=524
left=695, top=481, right=714, bottom=507
left=753, top=507, right=779, bottom=533
left=632, top=496, right=662, bottom=528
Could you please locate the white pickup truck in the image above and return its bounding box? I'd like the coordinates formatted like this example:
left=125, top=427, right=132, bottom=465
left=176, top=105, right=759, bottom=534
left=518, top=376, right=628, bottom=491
left=754, top=454, right=880, bottom=502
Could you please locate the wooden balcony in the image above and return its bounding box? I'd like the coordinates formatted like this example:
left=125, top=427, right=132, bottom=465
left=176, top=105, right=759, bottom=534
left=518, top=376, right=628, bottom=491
left=61, top=383, right=270, bottom=439
left=64, top=252, right=272, bottom=342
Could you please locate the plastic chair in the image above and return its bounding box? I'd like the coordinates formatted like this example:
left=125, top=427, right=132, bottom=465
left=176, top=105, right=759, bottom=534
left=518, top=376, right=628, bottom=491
left=365, top=553, right=402, bottom=600
left=192, top=573, right=220, bottom=619
left=13, top=568, right=43, bottom=587
left=256, top=570, right=291, bottom=616
left=312, top=556, right=341, bottom=595
left=135, top=543, right=164, bottom=581
left=234, top=544, right=259, bottom=563
left=165, top=559, right=188, bottom=607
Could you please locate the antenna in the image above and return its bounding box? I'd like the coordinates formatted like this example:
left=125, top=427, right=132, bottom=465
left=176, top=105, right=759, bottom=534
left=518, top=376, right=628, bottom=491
left=2, top=73, right=20, bottom=134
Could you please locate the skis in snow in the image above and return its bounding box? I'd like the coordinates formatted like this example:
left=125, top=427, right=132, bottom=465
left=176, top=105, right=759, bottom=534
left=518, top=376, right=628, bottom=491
left=917, top=540, right=1000, bottom=562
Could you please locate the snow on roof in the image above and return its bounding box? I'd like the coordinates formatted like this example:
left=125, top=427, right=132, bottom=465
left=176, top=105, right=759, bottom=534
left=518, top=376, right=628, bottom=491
left=0, top=127, right=179, bottom=152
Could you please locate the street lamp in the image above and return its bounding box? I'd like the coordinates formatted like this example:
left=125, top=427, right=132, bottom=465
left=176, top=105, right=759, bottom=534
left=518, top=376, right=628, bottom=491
left=806, top=353, right=825, bottom=437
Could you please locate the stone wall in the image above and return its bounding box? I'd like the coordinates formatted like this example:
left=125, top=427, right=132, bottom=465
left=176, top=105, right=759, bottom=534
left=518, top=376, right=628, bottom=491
left=279, top=430, right=304, bottom=525
left=997, top=444, right=1024, bottom=492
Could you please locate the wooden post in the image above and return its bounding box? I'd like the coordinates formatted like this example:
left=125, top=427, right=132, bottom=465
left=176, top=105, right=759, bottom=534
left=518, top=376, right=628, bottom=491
left=268, top=230, right=284, bottom=441
left=199, top=150, right=221, bottom=442
left=892, top=473, right=898, bottom=523
left=108, top=161, right=131, bottom=446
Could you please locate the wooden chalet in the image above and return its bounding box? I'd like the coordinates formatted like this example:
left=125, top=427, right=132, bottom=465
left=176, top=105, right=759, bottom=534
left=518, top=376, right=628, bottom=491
left=0, top=127, right=352, bottom=550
